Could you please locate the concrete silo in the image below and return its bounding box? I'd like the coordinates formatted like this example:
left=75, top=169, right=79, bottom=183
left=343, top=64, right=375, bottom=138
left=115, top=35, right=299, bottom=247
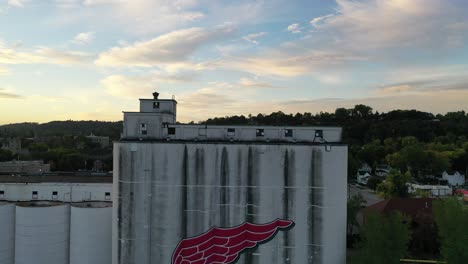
left=0, top=202, right=15, bottom=264
left=15, top=202, right=70, bottom=264
left=70, top=202, right=112, bottom=264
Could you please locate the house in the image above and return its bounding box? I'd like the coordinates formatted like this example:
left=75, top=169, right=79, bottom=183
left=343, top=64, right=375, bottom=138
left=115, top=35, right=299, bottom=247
left=86, top=133, right=110, bottom=148
left=0, top=138, right=21, bottom=154
left=408, top=183, right=452, bottom=197
left=357, top=163, right=372, bottom=185
left=442, top=171, right=465, bottom=186
left=375, top=164, right=392, bottom=177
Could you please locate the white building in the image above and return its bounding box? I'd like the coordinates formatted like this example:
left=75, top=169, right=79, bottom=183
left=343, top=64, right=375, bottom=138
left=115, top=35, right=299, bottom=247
left=0, top=175, right=112, bottom=264
left=113, top=92, right=348, bottom=264
left=442, top=171, right=465, bottom=186
left=408, top=183, right=452, bottom=197
left=86, top=133, right=110, bottom=148
left=0, top=137, right=22, bottom=154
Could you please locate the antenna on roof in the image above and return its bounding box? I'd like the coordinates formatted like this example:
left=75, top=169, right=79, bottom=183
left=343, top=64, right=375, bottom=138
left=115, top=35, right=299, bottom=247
left=153, top=91, right=159, bottom=99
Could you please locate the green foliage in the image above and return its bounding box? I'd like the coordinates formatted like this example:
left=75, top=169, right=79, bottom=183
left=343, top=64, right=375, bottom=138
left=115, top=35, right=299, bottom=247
left=0, top=149, right=13, bottom=161
left=433, top=198, right=468, bottom=264
left=350, top=212, right=411, bottom=264
left=358, top=139, right=386, bottom=166
left=377, top=170, right=412, bottom=199
left=0, top=121, right=122, bottom=140
left=366, top=177, right=384, bottom=190
left=347, top=193, right=366, bottom=237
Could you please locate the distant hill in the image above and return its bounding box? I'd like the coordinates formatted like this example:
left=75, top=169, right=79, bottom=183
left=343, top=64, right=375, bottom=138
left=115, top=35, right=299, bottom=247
left=0, top=121, right=123, bottom=140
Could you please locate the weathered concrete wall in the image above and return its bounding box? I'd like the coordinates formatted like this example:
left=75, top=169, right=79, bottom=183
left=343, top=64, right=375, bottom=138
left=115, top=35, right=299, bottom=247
left=0, top=202, right=15, bottom=264
left=70, top=204, right=112, bottom=264
left=113, top=142, right=347, bottom=264
left=15, top=203, right=70, bottom=264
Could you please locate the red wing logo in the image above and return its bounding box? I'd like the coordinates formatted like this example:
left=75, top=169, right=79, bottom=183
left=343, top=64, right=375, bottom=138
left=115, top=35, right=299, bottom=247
left=172, top=218, right=294, bottom=264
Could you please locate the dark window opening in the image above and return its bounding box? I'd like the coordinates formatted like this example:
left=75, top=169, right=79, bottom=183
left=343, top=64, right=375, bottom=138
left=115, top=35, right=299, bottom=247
left=52, top=191, right=58, bottom=195
left=140, top=123, right=148, bottom=135
left=32, top=191, right=38, bottom=199
left=105, top=192, right=111, bottom=200
left=0, top=190, right=4, bottom=199
left=315, top=130, right=323, bottom=138
left=285, top=129, right=293, bottom=137
left=168, top=127, right=176, bottom=135
left=228, top=128, right=235, bottom=133
left=153, top=102, right=160, bottom=108
left=32, top=191, right=38, bottom=195
left=256, top=129, right=264, bottom=137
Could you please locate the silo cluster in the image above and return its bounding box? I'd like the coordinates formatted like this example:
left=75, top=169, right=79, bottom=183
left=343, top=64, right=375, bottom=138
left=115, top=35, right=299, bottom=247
left=0, top=201, right=112, bottom=264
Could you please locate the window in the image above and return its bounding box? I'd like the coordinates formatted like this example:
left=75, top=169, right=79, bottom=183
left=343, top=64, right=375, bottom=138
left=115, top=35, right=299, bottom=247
left=105, top=192, right=111, bottom=200
left=198, top=128, right=207, bottom=136
left=227, top=128, right=235, bottom=136
left=285, top=129, right=293, bottom=137
left=256, top=129, right=264, bottom=137
left=153, top=102, right=160, bottom=108
left=32, top=191, right=38, bottom=200
left=52, top=191, right=58, bottom=200
left=0, top=190, right=4, bottom=200
left=139, top=123, right=147, bottom=135
left=168, top=127, right=176, bottom=135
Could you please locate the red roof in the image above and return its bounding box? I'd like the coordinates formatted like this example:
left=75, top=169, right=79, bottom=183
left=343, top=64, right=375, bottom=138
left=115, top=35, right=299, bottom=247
left=362, top=198, right=435, bottom=222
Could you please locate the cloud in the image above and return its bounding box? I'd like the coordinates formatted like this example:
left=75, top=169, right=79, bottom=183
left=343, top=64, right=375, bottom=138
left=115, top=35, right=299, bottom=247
left=238, top=77, right=279, bottom=88
left=0, top=88, right=22, bottom=99
left=280, top=90, right=468, bottom=116
left=313, top=0, right=468, bottom=51
left=96, top=25, right=235, bottom=67
left=310, top=14, right=334, bottom=27
left=101, top=75, right=156, bottom=98
left=101, top=69, right=198, bottom=98
left=71, top=32, right=95, bottom=45
left=380, top=65, right=468, bottom=93
left=213, top=51, right=367, bottom=77
left=8, top=0, right=28, bottom=8
left=375, top=84, right=412, bottom=95
left=55, top=0, right=204, bottom=36
left=242, top=32, right=267, bottom=45
left=287, top=23, right=301, bottom=34
left=0, top=43, right=92, bottom=65
left=0, top=66, right=9, bottom=75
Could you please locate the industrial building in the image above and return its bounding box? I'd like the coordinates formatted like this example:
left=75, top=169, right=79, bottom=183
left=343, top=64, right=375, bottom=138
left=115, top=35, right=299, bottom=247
left=0, top=160, right=50, bottom=174
left=0, top=175, right=113, bottom=264
left=113, top=92, right=348, bottom=263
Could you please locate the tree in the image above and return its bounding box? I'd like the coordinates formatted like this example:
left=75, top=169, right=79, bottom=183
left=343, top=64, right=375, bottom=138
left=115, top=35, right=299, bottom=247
left=358, top=139, right=386, bottom=166
left=352, top=104, right=373, bottom=119
left=350, top=212, right=410, bottom=264
left=347, top=193, right=366, bottom=244
left=0, top=149, right=13, bottom=161
left=377, top=170, right=412, bottom=199
left=433, top=198, right=468, bottom=264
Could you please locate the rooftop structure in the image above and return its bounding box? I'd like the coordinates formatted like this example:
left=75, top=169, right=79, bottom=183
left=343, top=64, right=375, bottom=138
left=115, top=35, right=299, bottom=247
left=121, top=92, right=342, bottom=143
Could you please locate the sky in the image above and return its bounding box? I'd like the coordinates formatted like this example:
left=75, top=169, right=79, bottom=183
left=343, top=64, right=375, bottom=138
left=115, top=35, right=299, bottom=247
left=1, top=0, right=468, bottom=124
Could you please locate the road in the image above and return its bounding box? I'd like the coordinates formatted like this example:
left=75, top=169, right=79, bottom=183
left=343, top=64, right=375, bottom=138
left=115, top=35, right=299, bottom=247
left=348, top=184, right=384, bottom=206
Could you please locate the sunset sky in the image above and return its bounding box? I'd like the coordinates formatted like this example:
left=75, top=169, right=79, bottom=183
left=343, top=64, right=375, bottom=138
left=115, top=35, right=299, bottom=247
left=1, top=0, right=468, bottom=124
